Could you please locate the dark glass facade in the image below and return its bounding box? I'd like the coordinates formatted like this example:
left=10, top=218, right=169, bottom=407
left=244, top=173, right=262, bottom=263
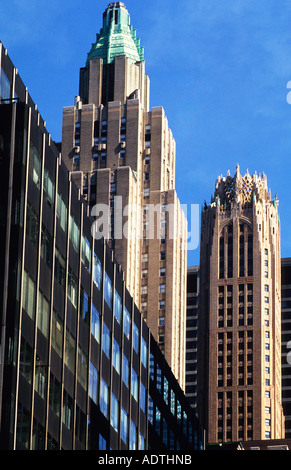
left=0, top=43, right=204, bottom=451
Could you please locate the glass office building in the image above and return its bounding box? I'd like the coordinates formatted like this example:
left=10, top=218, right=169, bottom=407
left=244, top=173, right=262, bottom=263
left=0, top=42, right=204, bottom=451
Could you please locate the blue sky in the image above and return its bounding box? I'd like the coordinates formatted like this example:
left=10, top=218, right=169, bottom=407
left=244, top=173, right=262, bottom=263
left=1, top=0, right=291, bottom=266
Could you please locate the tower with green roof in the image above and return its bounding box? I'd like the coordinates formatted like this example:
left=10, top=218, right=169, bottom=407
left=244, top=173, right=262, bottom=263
left=61, top=2, right=188, bottom=390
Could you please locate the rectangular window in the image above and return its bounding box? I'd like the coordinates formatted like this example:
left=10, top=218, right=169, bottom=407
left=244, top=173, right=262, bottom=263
left=99, top=434, right=106, bottom=450
left=121, top=408, right=128, bottom=444
left=65, top=329, right=76, bottom=373
left=69, top=214, right=80, bottom=252
left=51, top=310, right=63, bottom=357
left=89, top=362, right=98, bottom=404
left=110, top=393, right=119, bottom=432
left=159, top=300, right=165, bottom=310
left=130, top=421, right=137, bottom=450
left=41, top=225, right=53, bottom=269
left=22, top=270, right=36, bottom=320
left=55, top=246, right=66, bottom=288
left=163, top=377, right=169, bottom=405
left=160, top=268, right=166, bottom=277
left=159, top=284, right=165, bottom=293
left=114, top=290, right=122, bottom=323
left=93, top=252, right=102, bottom=289
left=37, top=290, right=50, bottom=338
left=68, top=268, right=78, bottom=309
left=26, top=202, right=39, bottom=247
left=100, top=379, right=109, bottom=418
left=29, top=142, right=41, bottom=189
left=113, top=338, right=120, bottom=374
left=102, top=323, right=111, bottom=358
left=140, top=382, right=146, bottom=413
left=133, top=323, right=139, bottom=355
left=123, top=306, right=131, bottom=340
left=82, top=236, right=91, bottom=272
left=0, top=69, right=11, bottom=100
left=122, top=354, right=129, bottom=387
left=141, top=338, right=147, bottom=368
left=131, top=369, right=138, bottom=401
left=57, top=191, right=67, bottom=232
left=77, top=345, right=88, bottom=391
left=81, top=289, right=89, bottom=324
left=104, top=272, right=112, bottom=308
left=91, top=304, right=100, bottom=342
left=44, top=168, right=55, bottom=209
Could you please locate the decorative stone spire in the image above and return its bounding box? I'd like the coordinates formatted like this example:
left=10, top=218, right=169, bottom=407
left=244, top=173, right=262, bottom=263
left=86, top=2, right=144, bottom=66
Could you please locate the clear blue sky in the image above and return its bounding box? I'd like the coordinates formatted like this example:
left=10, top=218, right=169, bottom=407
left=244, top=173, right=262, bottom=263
left=1, top=0, right=291, bottom=266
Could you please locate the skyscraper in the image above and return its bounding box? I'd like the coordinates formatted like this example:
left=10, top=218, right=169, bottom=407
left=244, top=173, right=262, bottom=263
left=0, top=40, right=204, bottom=451
left=61, top=2, right=187, bottom=389
left=198, top=165, right=284, bottom=443
left=281, top=257, right=291, bottom=437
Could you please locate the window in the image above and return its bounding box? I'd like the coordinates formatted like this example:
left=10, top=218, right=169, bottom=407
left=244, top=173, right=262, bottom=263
left=160, top=252, right=166, bottom=261
left=113, top=338, right=120, bottom=374
left=159, top=300, right=165, bottom=310
left=26, top=202, right=39, bottom=247
left=160, top=284, right=165, bottom=293
left=99, top=434, right=106, bottom=450
left=264, top=285, right=269, bottom=292
left=93, top=253, right=102, bottom=289
left=91, top=304, right=100, bottom=343
left=141, top=338, right=147, bottom=368
left=130, top=421, right=137, bottom=450
left=110, top=393, right=119, bottom=432
left=22, top=270, right=36, bottom=320
left=142, top=253, right=148, bottom=263
left=55, top=247, right=66, bottom=288
left=0, top=69, right=11, bottom=100
left=122, top=354, right=129, bottom=387
left=100, top=379, right=109, bottom=418
left=29, top=142, right=41, bottom=189
left=170, top=389, right=176, bottom=415
left=124, top=306, right=131, bottom=340
left=34, top=357, right=47, bottom=400
left=131, top=369, right=138, bottom=401
left=89, top=362, right=98, bottom=404
left=37, top=290, right=50, bottom=338
left=65, top=329, right=76, bottom=373
left=265, top=391, right=270, bottom=398
left=141, top=285, right=147, bottom=295
left=41, top=225, right=53, bottom=268
left=121, top=408, right=128, bottom=444
left=82, top=236, right=91, bottom=272
left=140, top=383, right=146, bottom=413
left=44, top=168, right=55, bottom=208
left=144, top=188, right=150, bottom=198
left=102, top=323, right=111, bottom=358
left=69, top=214, right=80, bottom=252
left=265, top=355, right=270, bottom=362
left=62, top=391, right=73, bottom=430
left=57, top=191, right=67, bottom=232
left=77, top=345, right=88, bottom=391
left=265, top=296, right=269, bottom=303
left=159, top=316, right=165, bottom=326
left=114, top=290, right=122, bottom=323
left=104, top=272, right=112, bottom=308
left=51, top=310, right=63, bottom=357
left=163, top=377, right=169, bottom=404
left=144, top=172, right=150, bottom=181
left=265, top=407, right=271, bottom=415
left=133, top=323, right=139, bottom=354
left=160, top=268, right=166, bottom=277
left=68, top=268, right=78, bottom=309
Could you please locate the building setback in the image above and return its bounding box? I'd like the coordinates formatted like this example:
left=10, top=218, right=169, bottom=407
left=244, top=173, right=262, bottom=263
left=0, top=41, right=204, bottom=450
left=198, top=165, right=284, bottom=443
left=60, top=2, right=187, bottom=389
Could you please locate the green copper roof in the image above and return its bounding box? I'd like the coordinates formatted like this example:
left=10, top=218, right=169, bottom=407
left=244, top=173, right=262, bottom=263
left=86, top=2, right=144, bottom=66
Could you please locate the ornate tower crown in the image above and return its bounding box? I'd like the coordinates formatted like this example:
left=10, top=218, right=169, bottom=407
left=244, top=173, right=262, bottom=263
left=86, top=2, right=144, bottom=66
left=211, top=164, right=276, bottom=209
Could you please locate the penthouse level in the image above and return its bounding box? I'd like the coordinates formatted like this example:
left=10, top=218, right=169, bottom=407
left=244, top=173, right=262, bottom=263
left=0, top=42, right=204, bottom=450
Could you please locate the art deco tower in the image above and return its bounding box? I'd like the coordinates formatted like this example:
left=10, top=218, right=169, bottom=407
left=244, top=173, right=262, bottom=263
left=61, top=2, right=187, bottom=388
left=198, top=165, right=284, bottom=443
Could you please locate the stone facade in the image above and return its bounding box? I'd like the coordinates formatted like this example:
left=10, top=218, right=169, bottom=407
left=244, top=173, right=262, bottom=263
left=61, top=3, right=187, bottom=389
left=198, top=165, right=284, bottom=442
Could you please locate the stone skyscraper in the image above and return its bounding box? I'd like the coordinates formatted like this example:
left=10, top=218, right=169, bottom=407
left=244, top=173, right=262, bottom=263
left=61, top=2, right=187, bottom=388
left=198, top=165, right=284, bottom=443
